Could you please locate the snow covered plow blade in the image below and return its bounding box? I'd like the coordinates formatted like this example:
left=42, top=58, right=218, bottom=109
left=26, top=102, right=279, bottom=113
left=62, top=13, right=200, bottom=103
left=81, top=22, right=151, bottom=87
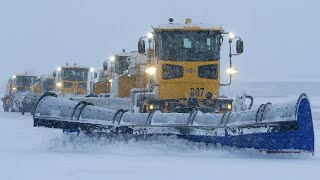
left=33, top=93, right=314, bottom=153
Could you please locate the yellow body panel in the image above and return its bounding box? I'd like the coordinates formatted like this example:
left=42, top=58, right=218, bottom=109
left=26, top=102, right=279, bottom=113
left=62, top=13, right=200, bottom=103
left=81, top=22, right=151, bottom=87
left=116, top=66, right=147, bottom=98
left=118, top=74, right=148, bottom=98
left=94, top=81, right=111, bottom=94
left=158, top=60, right=220, bottom=100
left=60, top=81, right=87, bottom=96
left=118, top=75, right=137, bottom=98
left=32, top=84, right=42, bottom=94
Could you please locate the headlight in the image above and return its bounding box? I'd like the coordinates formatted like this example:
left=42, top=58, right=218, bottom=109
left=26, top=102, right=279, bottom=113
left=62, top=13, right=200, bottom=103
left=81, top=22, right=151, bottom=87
left=90, top=68, right=95, bottom=72
left=147, top=32, right=153, bottom=39
left=227, top=104, right=232, bottom=110
left=56, top=82, right=62, bottom=87
left=57, top=67, right=62, bottom=71
left=78, top=82, right=87, bottom=89
left=13, top=75, right=16, bottom=79
left=145, top=67, right=156, bottom=75
left=228, top=32, right=235, bottom=39
left=64, top=82, right=73, bottom=88
left=12, top=87, right=17, bottom=91
left=110, top=56, right=115, bottom=62
left=109, top=79, right=113, bottom=83
left=226, top=68, right=238, bottom=75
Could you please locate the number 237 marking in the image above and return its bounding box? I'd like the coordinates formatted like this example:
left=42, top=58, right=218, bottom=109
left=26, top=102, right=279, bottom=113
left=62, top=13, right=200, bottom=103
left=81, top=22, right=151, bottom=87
left=190, top=88, right=204, bottom=97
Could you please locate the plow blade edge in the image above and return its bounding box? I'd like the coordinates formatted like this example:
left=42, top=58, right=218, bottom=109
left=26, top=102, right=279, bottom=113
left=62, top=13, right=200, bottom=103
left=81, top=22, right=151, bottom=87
left=33, top=93, right=314, bottom=153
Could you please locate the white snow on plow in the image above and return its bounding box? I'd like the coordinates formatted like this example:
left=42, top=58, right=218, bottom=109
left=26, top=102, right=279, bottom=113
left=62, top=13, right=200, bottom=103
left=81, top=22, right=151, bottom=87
left=1, top=97, right=320, bottom=180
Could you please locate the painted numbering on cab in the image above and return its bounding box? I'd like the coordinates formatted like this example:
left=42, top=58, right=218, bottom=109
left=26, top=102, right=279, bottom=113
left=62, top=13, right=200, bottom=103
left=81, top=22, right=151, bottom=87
left=190, top=88, right=204, bottom=97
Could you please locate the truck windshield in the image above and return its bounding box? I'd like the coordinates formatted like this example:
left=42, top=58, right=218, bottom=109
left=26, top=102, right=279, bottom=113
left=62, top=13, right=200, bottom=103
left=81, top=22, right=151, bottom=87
left=16, top=76, right=37, bottom=86
left=157, top=30, right=222, bottom=61
left=61, top=68, right=88, bottom=81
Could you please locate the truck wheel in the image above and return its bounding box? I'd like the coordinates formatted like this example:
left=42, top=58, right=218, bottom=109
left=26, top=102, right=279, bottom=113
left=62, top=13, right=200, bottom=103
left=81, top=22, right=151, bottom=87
left=3, top=99, right=9, bottom=112
left=4, top=106, right=9, bottom=112
left=21, top=106, right=25, bottom=115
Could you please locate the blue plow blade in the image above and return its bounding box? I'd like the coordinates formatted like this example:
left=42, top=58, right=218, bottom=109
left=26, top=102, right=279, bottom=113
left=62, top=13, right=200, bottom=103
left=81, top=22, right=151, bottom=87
left=62, top=129, right=80, bottom=133
left=182, top=96, right=314, bottom=153
left=33, top=93, right=315, bottom=153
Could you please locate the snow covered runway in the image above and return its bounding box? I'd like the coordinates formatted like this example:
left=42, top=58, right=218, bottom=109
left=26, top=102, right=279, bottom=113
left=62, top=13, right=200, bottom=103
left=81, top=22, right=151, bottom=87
left=0, top=98, right=320, bottom=180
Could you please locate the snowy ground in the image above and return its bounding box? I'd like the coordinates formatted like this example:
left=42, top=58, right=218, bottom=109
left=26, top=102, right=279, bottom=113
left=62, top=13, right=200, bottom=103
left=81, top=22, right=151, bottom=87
left=0, top=96, right=320, bottom=180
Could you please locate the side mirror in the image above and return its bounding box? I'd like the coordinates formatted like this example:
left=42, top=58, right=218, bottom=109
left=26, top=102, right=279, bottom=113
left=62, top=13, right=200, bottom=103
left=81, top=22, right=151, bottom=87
left=103, top=61, right=108, bottom=70
left=236, top=39, right=244, bottom=54
left=53, top=71, right=56, bottom=78
left=138, top=39, right=146, bottom=54
left=94, top=72, right=98, bottom=79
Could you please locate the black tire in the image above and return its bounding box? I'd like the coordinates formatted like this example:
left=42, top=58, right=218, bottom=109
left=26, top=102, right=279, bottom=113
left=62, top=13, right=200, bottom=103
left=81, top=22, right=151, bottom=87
left=3, top=101, right=9, bottom=112
left=4, top=107, right=9, bottom=112
left=2, top=99, right=9, bottom=112
left=21, top=104, right=25, bottom=115
left=9, top=99, right=15, bottom=112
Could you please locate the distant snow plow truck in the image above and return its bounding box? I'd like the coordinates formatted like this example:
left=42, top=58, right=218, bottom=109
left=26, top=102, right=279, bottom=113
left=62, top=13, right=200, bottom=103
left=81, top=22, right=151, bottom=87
left=52, top=63, right=97, bottom=97
left=33, top=18, right=315, bottom=153
left=2, top=73, right=38, bottom=114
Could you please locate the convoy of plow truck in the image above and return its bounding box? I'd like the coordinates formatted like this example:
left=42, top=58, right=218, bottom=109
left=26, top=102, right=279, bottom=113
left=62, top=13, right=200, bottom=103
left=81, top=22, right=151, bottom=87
left=1, top=63, right=97, bottom=115
left=2, top=18, right=316, bottom=153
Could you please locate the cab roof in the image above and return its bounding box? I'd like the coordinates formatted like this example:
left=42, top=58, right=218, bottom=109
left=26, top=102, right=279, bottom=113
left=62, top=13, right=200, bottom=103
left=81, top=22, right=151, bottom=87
left=156, top=19, right=224, bottom=32
left=60, top=64, right=89, bottom=69
left=14, top=73, right=37, bottom=77
left=115, top=51, right=139, bottom=57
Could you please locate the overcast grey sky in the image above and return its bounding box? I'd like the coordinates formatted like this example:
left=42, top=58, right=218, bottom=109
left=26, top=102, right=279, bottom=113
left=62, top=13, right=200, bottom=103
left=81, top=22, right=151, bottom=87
left=0, top=0, right=319, bottom=93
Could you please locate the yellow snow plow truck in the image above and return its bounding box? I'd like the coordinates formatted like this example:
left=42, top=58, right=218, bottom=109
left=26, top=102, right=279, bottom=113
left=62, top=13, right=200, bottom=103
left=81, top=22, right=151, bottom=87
left=136, top=18, right=243, bottom=113
left=32, top=76, right=55, bottom=94
left=86, top=18, right=244, bottom=113
left=33, top=18, right=315, bottom=153
left=1, top=73, right=38, bottom=113
left=53, top=64, right=96, bottom=96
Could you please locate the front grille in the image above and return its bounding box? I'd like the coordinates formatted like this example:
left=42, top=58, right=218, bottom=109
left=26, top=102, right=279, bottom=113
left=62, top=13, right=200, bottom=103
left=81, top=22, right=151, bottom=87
left=198, top=64, right=218, bottom=79
left=63, top=82, right=73, bottom=88
left=162, top=64, right=184, bottom=80
left=17, top=86, right=27, bottom=92
left=78, top=82, right=87, bottom=89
